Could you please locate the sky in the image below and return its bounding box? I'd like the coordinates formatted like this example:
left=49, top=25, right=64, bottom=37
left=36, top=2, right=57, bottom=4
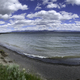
left=0, top=0, right=80, bottom=32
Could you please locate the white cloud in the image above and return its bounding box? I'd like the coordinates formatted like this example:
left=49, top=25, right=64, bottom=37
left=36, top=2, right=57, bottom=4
left=59, top=4, right=66, bottom=8
left=0, top=0, right=28, bottom=20
left=60, top=11, right=79, bottom=20
left=0, top=14, right=10, bottom=20
left=11, top=13, right=26, bottom=20
left=75, top=21, right=80, bottom=25
left=47, top=3, right=60, bottom=8
left=46, top=2, right=66, bottom=9
left=42, top=0, right=49, bottom=4
left=42, top=0, right=57, bottom=4
left=14, top=20, right=33, bottom=25
left=0, top=16, right=80, bottom=32
left=42, top=0, right=66, bottom=9
left=10, top=10, right=77, bottom=31
left=35, top=3, right=42, bottom=10
left=0, top=0, right=28, bottom=15
left=0, top=21, right=5, bottom=24
left=0, top=9, right=78, bottom=32
left=12, top=20, right=80, bottom=31
left=0, top=0, right=79, bottom=32
left=51, top=0, right=57, bottom=2
left=9, top=19, right=35, bottom=28
left=66, top=0, right=80, bottom=5
left=27, top=10, right=60, bottom=19
left=25, top=10, right=79, bottom=31
left=27, top=10, right=79, bottom=20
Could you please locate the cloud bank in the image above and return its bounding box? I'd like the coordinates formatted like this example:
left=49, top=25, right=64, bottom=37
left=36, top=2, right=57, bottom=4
left=0, top=0, right=80, bottom=32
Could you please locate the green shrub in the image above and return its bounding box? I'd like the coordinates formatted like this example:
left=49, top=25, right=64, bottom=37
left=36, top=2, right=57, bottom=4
left=0, top=64, right=42, bottom=80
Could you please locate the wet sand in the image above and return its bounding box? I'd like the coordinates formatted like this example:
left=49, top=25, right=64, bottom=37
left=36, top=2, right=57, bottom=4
left=0, top=45, right=80, bottom=80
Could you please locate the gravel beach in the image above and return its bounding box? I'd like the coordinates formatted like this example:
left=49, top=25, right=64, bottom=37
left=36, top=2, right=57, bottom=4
left=0, top=45, right=80, bottom=80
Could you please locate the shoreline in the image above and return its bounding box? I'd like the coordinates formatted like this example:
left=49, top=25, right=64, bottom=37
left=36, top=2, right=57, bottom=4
left=1, top=44, right=80, bottom=66
left=0, top=45, right=80, bottom=80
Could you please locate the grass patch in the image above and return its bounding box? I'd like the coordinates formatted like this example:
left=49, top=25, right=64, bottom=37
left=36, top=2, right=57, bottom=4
left=0, top=64, right=42, bottom=80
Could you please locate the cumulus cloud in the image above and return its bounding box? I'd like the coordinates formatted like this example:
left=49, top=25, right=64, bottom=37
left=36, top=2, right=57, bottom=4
left=0, top=0, right=28, bottom=20
left=9, top=18, right=35, bottom=29
left=0, top=14, right=10, bottom=20
left=27, top=10, right=60, bottom=19
left=0, top=0, right=80, bottom=32
left=0, top=17, right=80, bottom=32
left=12, top=20, right=80, bottom=31
left=47, top=3, right=60, bottom=8
left=27, top=10, right=79, bottom=20
left=11, top=13, right=26, bottom=20
left=14, top=20, right=33, bottom=26
left=0, top=0, right=28, bottom=15
left=0, top=9, right=78, bottom=32
left=11, top=10, right=76, bottom=31
left=66, top=0, right=80, bottom=5
left=0, top=21, right=5, bottom=24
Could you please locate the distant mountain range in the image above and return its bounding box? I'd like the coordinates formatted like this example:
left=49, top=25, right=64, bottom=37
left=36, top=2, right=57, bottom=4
left=1, top=30, right=80, bottom=34
left=10, top=29, right=80, bottom=32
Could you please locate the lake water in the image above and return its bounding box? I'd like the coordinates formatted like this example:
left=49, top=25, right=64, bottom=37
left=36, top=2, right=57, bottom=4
left=0, top=32, right=80, bottom=65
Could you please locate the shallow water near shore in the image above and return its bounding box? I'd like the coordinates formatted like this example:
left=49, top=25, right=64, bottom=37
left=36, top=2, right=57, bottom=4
left=0, top=32, right=80, bottom=65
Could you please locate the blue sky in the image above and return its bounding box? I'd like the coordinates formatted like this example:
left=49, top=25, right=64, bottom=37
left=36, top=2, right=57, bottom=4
left=0, top=0, right=80, bottom=32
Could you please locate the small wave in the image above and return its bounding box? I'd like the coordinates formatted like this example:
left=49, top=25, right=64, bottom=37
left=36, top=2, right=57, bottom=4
left=22, top=53, right=80, bottom=66
left=0, top=42, right=22, bottom=55
left=1, top=42, right=80, bottom=66
left=10, top=44, right=21, bottom=48
left=48, top=55, right=80, bottom=59
left=23, top=53, right=47, bottom=59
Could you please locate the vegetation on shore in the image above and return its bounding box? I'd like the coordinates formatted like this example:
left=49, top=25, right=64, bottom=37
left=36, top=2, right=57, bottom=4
left=0, top=64, right=42, bottom=80
left=0, top=50, right=42, bottom=80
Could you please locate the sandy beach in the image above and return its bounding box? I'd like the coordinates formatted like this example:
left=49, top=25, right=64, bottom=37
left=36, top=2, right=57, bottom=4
left=0, top=45, right=80, bottom=80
